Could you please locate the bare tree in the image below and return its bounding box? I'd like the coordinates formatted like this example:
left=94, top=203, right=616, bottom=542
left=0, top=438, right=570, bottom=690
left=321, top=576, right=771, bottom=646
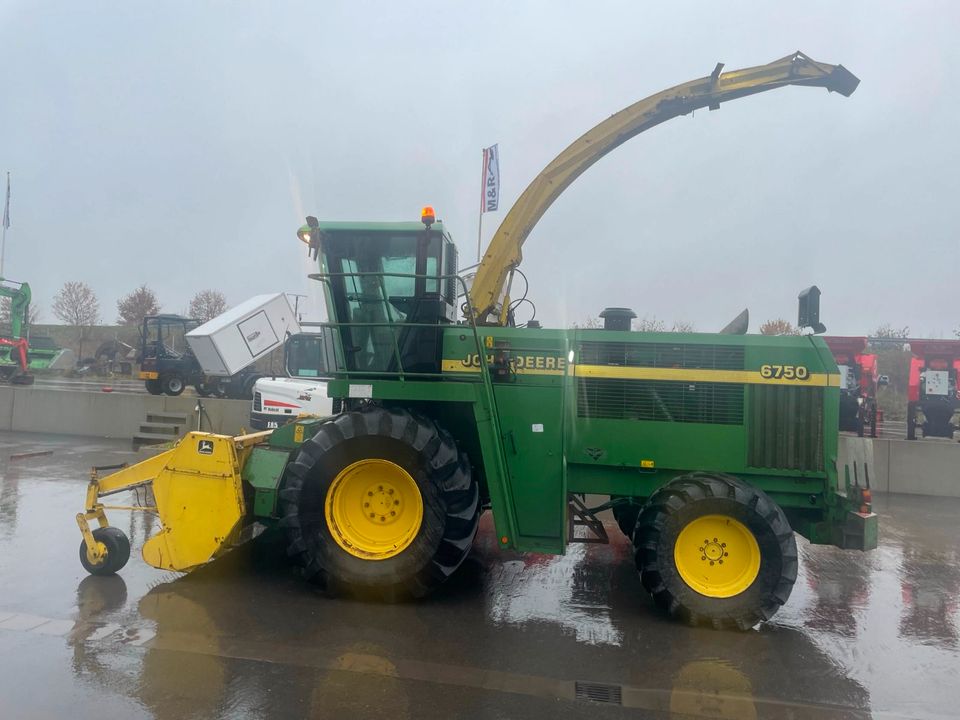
left=633, top=315, right=667, bottom=332
left=571, top=317, right=603, bottom=329
left=671, top=320, right=696, bottom=333
left=52, top=281, right=100, bottom=360
left=872, top=323, right=910, bottom=339
left=117, top=285, right=160, bottom=326
left=759, top=318, right=800, bottom=336
left=188, top=290, right=228, bottom=323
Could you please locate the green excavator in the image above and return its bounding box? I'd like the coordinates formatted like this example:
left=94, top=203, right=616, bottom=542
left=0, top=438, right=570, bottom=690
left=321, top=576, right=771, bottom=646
left=0, top=278, right=62, bottom=384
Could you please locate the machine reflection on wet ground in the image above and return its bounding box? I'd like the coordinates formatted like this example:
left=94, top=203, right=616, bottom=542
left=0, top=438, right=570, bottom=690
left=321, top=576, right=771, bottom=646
left=0, top=433, right=958, bottom=719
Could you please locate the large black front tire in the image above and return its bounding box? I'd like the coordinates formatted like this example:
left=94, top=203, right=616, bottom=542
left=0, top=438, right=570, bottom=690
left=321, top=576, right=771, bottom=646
left=279, top=408, right=479, bottom=599
left=633, top=472, right=797, bottom=630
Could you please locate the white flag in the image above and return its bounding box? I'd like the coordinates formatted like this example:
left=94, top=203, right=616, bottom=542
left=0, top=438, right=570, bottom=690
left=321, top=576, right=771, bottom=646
left=481, top=144, right=499, bottom=214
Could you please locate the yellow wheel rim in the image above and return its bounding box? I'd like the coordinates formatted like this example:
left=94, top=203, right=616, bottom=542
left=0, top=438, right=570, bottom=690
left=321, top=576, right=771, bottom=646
left=674, top=515, right=760, bottom=598
left=325, top=459, right=423, bottom=560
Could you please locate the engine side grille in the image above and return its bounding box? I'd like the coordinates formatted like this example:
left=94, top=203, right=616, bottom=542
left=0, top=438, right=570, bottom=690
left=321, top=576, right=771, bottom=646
left=577, top=378, right=744, bottom=424
left=253, top=391, right=262, bottom=412
left=748, top=385, right=824, bottom=471
left=577, top=342, right=744, bottom=370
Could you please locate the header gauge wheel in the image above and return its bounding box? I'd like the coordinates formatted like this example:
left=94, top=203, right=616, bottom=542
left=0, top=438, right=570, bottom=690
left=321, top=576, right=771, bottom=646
left=633, top=472, right=797, bottom=630
left=280, top=407, right=479, bottom=600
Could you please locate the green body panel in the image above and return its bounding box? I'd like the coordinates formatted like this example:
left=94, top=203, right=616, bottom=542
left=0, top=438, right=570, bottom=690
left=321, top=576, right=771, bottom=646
left=493, top=383, right=566, bottom=547
left=242, top=447, right=291, bottom=518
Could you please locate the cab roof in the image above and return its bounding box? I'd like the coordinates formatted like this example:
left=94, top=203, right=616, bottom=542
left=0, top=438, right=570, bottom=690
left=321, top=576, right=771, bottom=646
left=314, top=221, right=448, bottom=235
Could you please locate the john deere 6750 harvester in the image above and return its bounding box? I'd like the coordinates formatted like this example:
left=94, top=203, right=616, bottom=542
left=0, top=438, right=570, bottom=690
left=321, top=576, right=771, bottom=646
left=76, top=52, right=875, bottom=628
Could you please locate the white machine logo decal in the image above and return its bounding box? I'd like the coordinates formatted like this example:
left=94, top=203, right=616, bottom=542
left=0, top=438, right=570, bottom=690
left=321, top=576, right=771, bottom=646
left=197, top=440, right=214, bottom=455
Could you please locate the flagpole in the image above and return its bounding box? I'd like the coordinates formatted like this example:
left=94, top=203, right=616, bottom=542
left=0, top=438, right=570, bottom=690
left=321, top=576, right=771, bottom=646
left=477, top=148, right=486, bottom=264
left=476, top=214, right=483, bottom=265
left=1, top=172, right=8, bottom=278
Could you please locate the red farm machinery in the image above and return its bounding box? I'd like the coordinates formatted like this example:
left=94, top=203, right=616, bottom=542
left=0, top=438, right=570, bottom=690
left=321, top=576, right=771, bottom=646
left=823, top=336, right=886, bottom=437
left=906, top=340, right=960, bottom=441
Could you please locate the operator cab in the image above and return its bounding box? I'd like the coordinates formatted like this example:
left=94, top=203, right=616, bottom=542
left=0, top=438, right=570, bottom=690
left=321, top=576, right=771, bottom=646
left=299, top=209, right=458, bottom=376
left=140, top=315, right=199, bottom=363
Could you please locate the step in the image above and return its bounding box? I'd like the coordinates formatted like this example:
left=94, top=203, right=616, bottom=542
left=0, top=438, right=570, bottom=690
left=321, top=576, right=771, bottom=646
left=145, top=412, right=190, bottom=424
left=138, top=423, right=181, bottom=436
left=132, top=432, right=178, bottom=447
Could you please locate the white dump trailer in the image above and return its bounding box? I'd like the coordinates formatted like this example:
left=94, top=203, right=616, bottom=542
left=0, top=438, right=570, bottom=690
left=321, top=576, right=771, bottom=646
left=186, top=294, right=300, bottom=377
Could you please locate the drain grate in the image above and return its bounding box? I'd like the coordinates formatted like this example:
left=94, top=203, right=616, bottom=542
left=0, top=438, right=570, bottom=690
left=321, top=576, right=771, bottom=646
left=575, top=681, right=623, bottom=705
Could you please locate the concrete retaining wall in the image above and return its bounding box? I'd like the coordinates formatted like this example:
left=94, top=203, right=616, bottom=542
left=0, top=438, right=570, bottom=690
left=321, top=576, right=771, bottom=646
left=2, top=387, right=958, bottom=496
left=0, top=386, right=250, bottom=439
left=868, top=437, right=960, bottom=498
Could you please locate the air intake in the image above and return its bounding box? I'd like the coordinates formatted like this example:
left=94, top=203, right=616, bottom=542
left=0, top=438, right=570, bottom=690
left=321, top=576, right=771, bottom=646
left=599, top=307, right=636, bottom=331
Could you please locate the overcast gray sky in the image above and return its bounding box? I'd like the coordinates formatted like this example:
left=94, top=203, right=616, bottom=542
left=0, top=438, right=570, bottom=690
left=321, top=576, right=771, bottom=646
left=1, top=1, right=957, bottom=335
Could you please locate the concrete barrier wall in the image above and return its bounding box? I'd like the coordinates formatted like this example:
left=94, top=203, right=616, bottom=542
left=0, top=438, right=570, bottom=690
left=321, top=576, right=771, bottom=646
left=0, top=387, right=250, bottom=439
left=2, top=386, right=958, bottom=496
left=869, top=438, right=960, bottom=498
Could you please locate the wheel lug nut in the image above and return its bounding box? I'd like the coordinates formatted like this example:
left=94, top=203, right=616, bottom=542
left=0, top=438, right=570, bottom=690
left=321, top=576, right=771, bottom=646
left=394, top=500, right=400, bottom=505
left=390, top=511, right=396, bottom=516
left=369, top=513, right=375, bottom=518
left=364, top=502, right=370, bottom=508
left=368, top=491, right=373, bottom=496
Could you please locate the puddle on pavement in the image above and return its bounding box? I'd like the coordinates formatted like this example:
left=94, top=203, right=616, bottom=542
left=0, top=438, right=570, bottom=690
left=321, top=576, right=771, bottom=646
left=2, top=434, right=960, bottom=718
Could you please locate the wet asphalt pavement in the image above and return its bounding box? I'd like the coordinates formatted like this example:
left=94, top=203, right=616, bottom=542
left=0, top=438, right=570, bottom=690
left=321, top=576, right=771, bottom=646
left=0, top=433, right=958, bottom=719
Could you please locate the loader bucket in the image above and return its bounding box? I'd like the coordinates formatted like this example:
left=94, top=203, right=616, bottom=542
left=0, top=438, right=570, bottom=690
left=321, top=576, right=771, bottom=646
left=141, top=432, right=247, bottom=572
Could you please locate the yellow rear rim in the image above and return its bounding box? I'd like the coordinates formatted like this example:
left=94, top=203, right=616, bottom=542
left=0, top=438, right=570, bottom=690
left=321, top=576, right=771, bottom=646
left=325, top=459, right=423, bottom=560
left=674, top=515, right=761, bottom=598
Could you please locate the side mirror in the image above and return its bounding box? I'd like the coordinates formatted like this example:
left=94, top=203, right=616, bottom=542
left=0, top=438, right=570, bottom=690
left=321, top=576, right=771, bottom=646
left=797, top=286, right=826, bottom=334
left=878, top=374, right=890, bottom=387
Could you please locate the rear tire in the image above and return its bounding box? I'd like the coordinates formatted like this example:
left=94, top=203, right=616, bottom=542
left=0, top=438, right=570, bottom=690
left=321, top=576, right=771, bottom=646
left=633, top=472, right=797, bottom=630
left=279, top=407, right=479, bottom=599
left=195, top=380, right=216, bottom=397
left=160, top=373, right=185, bottom=396
left=145, top=379, right=162, bottom=395
left=79, top=527, right=131, bottom=576
left=611, top=497, right=641, bottom=539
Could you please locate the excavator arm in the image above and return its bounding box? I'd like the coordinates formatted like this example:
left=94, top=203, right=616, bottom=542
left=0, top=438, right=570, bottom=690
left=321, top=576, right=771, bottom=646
left=467, top=51, right=859, bottom=325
